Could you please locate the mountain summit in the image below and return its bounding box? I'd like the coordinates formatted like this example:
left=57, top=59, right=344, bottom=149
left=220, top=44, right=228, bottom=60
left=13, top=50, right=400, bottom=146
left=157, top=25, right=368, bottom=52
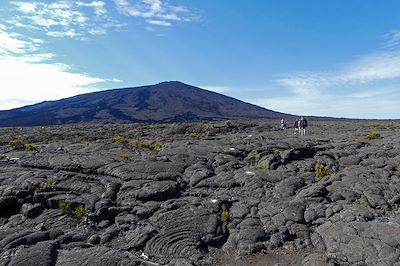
left=0, top=81, right=292, bottom=127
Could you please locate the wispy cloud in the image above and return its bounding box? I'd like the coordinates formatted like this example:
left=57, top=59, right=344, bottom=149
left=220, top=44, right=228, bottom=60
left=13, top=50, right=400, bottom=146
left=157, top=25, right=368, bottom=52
left=384, top=30, right=400, bottom=50
left=146, top=19, right=171, bottom=27
left=201, top=85, right=235, bottom=94
left=276, top=51, right=400, bottom=93
left=253, top=88, right=400, bottom=119
left=8, top=1, right=123, bottom=39
left=208, top=33, right=400, bottom=119
left=0, top=29, right=31, bottom=54
left=114, top=0, right=198, bottom=27
left=0, top=24, right=121, bottom=110
left=258, top=32, right=400, bottom=119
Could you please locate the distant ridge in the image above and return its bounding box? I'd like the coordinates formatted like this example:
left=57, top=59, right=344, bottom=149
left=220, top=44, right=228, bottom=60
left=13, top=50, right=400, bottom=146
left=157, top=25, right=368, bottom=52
left=0, top=81, right=294, bottom=127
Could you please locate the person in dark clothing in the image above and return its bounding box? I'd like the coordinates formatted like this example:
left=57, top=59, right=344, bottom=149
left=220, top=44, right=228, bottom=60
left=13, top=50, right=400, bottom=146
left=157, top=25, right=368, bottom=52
left=294, top=119, right=299, bottom=134
left=299, top=116, right=308, bottom=136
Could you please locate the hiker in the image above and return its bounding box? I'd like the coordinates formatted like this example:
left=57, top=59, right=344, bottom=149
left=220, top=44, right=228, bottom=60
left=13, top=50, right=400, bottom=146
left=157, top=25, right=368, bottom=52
left=299, top=116, right=308, bottom=136
left=280, top=119, right=286, bottom=129
left=294, top=119, right=299, bottom=134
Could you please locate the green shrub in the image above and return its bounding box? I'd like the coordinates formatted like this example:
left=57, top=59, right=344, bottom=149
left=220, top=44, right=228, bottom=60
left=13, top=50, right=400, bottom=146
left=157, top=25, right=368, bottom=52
left=273, top=148, right=281, bottom=157
left=256, top=162, right=267, bottom=170
left=315, top=163, right=328, bottom=179
left=129, top=140, right=162, bottom=150
left=8, top=139, right=25, bottom=147
left=59, top=200, right=86, bottom=218
left=364, top=131, right=380, bottom=140
left=153, top=143, right=162, bottom=150
left=220, top=210, right=229, bottom=223
left=120, top=152, right=130, bottom=160
left=73, top=204, right=86, bottom=218
left=38, top=179, right=54, bottom=192
left=59, top=200, right=70, bottom=215
left=25, top=144, right=40, bottom=152
left=111, top=135, right=129, bottom=145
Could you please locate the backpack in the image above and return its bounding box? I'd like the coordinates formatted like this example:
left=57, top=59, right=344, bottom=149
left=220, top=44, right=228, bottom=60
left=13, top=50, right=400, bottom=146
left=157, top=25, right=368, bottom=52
left=300, top=119, right=308, bottom=128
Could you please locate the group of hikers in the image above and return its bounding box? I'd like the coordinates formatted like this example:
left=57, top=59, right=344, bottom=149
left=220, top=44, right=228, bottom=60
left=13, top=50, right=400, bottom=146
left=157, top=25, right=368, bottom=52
left=280, top=116, right=308, bottom=136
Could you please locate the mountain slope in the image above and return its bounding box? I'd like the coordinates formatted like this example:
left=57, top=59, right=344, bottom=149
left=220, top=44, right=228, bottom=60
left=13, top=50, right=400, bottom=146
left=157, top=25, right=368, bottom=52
left=0, top=81, right=293, bottom=127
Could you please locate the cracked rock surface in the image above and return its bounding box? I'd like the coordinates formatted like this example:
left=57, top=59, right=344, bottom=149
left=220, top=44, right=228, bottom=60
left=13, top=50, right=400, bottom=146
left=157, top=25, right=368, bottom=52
left=0, top=120, right=399, bottom=265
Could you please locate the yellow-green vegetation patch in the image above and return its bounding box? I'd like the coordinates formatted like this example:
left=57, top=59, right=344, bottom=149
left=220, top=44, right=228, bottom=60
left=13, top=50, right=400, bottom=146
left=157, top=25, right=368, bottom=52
left=364, top=131, right=380, bottom=140
left=315, top=163, right=328, bottom=179
left=273, top=148, right=281, bottom=157
left=38, top=179, right=54, bottom=192
left=58, top=200, right=86, bottom=218
left=256, top=162, right=267, bottom=170
left=120, top=152, right=130, bottom=160
left=111, top=135, right=129, bottom=145
left=25, top=144, right=40, bottom=152
left=59, top=200, right=70, bottom=215
left=220, top=210, right=229, bottom=223
left=129, top=140, right=162, bottom=150
left=73, top=204, right=86, bottom=218
left=8, top=139, right=25, bottom=147
left=189, top=133, right=207, bottom=139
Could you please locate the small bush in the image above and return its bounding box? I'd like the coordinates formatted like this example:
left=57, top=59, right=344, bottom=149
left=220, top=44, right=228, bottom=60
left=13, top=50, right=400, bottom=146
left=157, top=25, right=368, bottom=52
left=364, top=131, right=380, bottom=140
left=120, top=152, right=130, bottom=160
left=220, top=210, right=229, bottom=223
left=25, top=144, right=40, bottom=152
left=153, top=143, right=162, bottom=150
left=38, top=179, right=54, bottom=192
left=273, top=148, right=281, bottom=157
left=315, top=163, right=328, bottom=179
left=73, top=204, right=86, bottom=218
left=111, top=135, right=129, bottom=145
left=59, top=200, right=86, bottom=218
left=256, top=162, right=267, bottom=170
left=8, top=139, right=25, bottom=147
left=59, top=200, right=70, bottom=215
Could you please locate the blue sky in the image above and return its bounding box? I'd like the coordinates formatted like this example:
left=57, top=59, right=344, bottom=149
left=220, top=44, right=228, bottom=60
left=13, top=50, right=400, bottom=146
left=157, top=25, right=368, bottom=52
left=0, top=0, right=399, bottom=118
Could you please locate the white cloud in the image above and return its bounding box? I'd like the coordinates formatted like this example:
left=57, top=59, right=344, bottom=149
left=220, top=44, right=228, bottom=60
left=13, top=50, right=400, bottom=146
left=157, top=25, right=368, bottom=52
left=201, top=85, right=235, bottom=94
left=275, top=51, right=400, bottom=94
left=14, top=2, right=37, bottom=13
left=146, top=19, right=171, bottom=27
left=0, top=54, right=102, bottom=104
left=0, top=25, right=121, bottom=111
left=384, top=30, right=400, bottom=49
left=114, top=0, right=196, bottom=27
left=264, top=32, right=400, bottom=119
left=253, top=89, right=400, bottom=119
left=9, top=1, right=121, bottom=39
left=46, top=29, right=78, bottom=38
left=78, top=1, right=107, bottom=16
left=0, top=29, right=30, bottom=54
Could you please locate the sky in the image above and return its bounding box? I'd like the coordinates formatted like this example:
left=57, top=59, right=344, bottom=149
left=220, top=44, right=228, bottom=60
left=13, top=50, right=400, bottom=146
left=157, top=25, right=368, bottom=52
left=0, top=0, right=400, bottom=119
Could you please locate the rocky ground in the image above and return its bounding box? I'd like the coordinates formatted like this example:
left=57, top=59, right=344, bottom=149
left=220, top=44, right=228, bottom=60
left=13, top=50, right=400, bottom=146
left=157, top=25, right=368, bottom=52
left=0, top=119, right=399, bottom=266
